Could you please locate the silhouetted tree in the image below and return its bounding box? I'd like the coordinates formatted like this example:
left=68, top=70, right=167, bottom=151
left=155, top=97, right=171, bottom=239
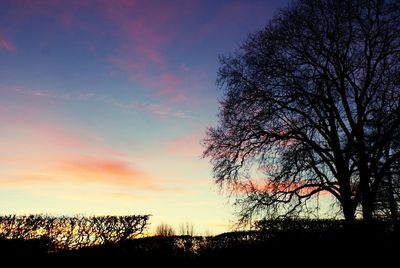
left=203, top=0, right=400, bottom=224
left=373, top=145, right=400, bottom=227
left=179, top=222, right=194, bottom=236
left=155, top=223, right=175, bottom=237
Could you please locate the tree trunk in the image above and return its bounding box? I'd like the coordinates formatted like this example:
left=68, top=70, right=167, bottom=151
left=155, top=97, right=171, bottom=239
left=339, top=174, right=356, bottom=225
left=343, top=202, right=355, bottom=223
left=361, top=182, right=373, bottom=222
left=361, top=196, right=373, bottom=222
left=359, top=166, right=374, bottom=222
left=387, top=174, right=399, bottom=232
left=341, top=191, right=356, bottom=225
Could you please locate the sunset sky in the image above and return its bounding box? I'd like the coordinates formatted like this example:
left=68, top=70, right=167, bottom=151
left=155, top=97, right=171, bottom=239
left=0, top=0, right=290, bottom=234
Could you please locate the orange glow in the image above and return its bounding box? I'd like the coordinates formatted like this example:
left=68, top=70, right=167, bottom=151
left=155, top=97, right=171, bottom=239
left=60, top=156, right=146, bottom=186
left=232, top=180, right=330, bottom=196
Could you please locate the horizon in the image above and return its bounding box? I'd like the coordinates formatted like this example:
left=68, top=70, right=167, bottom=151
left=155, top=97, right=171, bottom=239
left=0, top=0, right=290, bottom=234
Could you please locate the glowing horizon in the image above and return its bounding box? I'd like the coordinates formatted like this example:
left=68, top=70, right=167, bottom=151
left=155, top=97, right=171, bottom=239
left=0, top=0, right=290, bottom=234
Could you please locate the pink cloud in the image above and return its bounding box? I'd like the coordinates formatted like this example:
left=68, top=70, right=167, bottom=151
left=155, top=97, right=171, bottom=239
left=110, top=55, right=191, bottom=102
left=101, top=1, right=199, bottom=103
left=108, top=56, right=189, bottom=102
left=103, top=1, right=178, bottom=69
left=165, top=133, right=203, bottom=156
left=158, top=73, right=187, bottom=102
left=0, top=35, right=16, bottom=52
left=3, top=1, right=198, bottom=103
left=122, top=19, right=163, bottom=65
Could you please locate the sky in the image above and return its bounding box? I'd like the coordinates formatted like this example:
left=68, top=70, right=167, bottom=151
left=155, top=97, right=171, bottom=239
left=0, top=0, right=290, bottom=234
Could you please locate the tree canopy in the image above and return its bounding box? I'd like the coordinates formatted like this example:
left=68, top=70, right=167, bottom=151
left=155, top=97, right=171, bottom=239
left=203, top=0, right=400, bottom=224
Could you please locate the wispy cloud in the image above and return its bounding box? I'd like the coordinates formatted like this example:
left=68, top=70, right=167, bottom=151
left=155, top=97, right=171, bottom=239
left=164, top=132, right=203, bottom=156
left=57, top=191, right=145, bottom=203
left=108, top=57, right=189, bottom=103
left=82, top=92, right=193, bottom=119
left=1, top=156, right=181, bottom=192
left=126, top=101, right=193, bottom=119
left=0, top=84, right=193, bottom=119
left=0, top=35, right=17, bottom=52
left=0, top=96, right=183, bottom=192
left=2, top=1, right=205, bottom=104
left=1, top=84, right=71, bottom=99
left=102, top=1, right=197, bottom=103
left=0, top=114, right=123, bottom=166
left=0, top=121, right=174, bottom=192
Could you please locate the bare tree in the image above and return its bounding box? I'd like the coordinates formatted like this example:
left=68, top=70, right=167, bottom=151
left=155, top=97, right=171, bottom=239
left=0, top=214, right=150, bottom=250
left=155, top=223, right=176, bottom=237
left=374, top=143, right=400, bottom=226
left=179, top=222, right=195, bottom=236
left=203, top=0, right=400, bottom=224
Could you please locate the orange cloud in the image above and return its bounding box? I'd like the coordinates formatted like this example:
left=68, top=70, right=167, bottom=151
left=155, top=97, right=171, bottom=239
left=0, top=155, right=180, bottom=193
left=61, top=156, right=145, bottom=186
left=0, top=98, right=152, bottom=189
left=232, top=180, right=330, bottom=197
left=0, top=84, right=187, bottom=193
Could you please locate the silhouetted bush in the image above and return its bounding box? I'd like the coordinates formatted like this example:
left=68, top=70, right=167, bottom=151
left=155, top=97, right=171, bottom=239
left=0, top=214, right=149, bottom=250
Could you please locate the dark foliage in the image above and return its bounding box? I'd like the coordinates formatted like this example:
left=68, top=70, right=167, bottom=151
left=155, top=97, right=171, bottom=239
left=47, top=219, right=398, bottom=266
left=0, top=214, right=149, bottom=250
left=0, top=219, right=396, bottom=266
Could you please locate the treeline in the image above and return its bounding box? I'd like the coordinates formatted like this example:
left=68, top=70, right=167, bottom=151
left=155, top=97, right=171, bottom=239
left=170, top=218, right=396, bottom=253
left=0, top=214, right=149, bottom=250
left=0, top=217, right=397, bottom=265
left=47, top=218, right=397, bottom=266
